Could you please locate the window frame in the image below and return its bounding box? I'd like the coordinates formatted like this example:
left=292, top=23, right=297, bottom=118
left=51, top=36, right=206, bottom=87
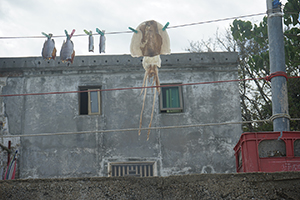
left=79, top=86, right=101, bottom=115
left=159, top=84, right=183, bottom=113
left=87, top=89, right=101, bottom=115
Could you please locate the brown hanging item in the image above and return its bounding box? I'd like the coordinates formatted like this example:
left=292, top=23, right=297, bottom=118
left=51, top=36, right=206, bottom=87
left=130, top=20, right=171, bottom=140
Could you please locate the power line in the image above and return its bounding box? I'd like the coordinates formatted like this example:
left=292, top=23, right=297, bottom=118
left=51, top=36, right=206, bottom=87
left=1, top=117, right=300, bottom=138
left=1, top=75, right=299, bottom=98
left=0, top=74, right=299, bottom=138
left=0, top=12, right=266, bottom=40
left=168, top=12, right=266, bottom=29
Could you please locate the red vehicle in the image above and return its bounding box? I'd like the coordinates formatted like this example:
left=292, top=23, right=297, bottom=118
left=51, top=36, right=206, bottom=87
left=234, top=131, right=300, bottom=172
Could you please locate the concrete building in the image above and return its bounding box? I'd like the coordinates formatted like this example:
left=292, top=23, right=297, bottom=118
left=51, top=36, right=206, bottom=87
left=0, top=52, right=241, bottom=179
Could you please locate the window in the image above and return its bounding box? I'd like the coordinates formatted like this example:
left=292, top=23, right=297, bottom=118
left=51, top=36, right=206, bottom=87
left=238, top=151, right=242, bottom=168
left=160, top=84, right=183, bottom=113
left=258, top=140, right=286, bottom=158
left=295, top=140, right=300, bottom=157
left=108, top=162, right=156, bottom=177
left=79, top=86, right=101, bottom=115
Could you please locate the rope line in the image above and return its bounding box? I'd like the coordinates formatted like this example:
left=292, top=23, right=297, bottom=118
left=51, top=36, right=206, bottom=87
left=269, top=113, right=291, bottom=122
left=167, top=13, right=266, bottom=29
left=264, top=71, right=288, bottom=81
left=0, top=13, right=266, bottom=40
left=1, top=117, right=300, bottom=138
left=1, top=75, right=299, bottom=98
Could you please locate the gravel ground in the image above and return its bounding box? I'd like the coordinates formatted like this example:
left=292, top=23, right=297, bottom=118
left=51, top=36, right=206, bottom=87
left=1, top=172, right=300, bottom=200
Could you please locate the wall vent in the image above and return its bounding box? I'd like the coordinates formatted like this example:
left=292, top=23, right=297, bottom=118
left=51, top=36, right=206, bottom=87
left=108, top=162, right=156, bottom=177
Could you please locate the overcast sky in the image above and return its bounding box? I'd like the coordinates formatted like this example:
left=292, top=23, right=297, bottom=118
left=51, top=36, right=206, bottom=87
left=0, top=0, right=288, bottom=58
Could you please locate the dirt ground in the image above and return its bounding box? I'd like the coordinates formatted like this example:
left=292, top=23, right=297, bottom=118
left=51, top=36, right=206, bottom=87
left=1, top=172, right=300, bottom=200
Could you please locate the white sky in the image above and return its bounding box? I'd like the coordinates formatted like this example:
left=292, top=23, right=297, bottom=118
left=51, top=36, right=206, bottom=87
left=0, top=0, right=288, bottom=58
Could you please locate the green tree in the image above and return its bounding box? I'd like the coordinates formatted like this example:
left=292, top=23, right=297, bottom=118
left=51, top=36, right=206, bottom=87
left=230, top=17, right=273, bottom=132
left=186, top=0, right=300, bottom=131
left=284, top=0, right=300, bottom=131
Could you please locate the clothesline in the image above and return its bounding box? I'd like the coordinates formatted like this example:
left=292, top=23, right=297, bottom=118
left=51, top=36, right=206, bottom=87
left=0, top=12, right=266, bottom=40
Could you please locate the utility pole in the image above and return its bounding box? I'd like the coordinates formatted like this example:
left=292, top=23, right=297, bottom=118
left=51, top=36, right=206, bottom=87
left=266, top=0, right=290, bottom=132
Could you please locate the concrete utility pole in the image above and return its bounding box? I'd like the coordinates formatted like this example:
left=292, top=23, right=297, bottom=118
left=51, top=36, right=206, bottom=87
left=266, top=0, right=290, bottom=132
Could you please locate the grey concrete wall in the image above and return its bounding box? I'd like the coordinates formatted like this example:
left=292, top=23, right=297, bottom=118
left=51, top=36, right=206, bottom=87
left=0, top=52, right=242, bottom=179
left=1, top=172, right=300, bottom=199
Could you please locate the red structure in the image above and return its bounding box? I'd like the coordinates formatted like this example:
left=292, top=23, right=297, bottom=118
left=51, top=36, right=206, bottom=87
left=234, top=131, right=300, bottom=172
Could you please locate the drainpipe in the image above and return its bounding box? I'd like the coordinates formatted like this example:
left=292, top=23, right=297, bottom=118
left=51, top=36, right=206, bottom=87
left=266, top=0, right=290, bottom=132
left=7, top=141, right=11, bottom=166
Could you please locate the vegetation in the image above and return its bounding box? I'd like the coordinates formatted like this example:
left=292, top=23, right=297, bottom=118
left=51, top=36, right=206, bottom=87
left=187, top=0, right=300, bottom=131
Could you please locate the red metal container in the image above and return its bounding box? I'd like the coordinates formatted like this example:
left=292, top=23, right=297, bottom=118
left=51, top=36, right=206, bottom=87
left=234, top=131, right=300, bottom=172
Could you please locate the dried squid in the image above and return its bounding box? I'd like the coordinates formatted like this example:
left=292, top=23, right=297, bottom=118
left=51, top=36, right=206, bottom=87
left=130, top=20, right=171, bottom=140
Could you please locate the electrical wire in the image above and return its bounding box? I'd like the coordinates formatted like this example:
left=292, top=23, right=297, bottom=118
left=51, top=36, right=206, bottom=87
left=0, top=75, right=299, bottom=137
left=167, top=12, right=266, bottom=29
left=1, top=75, right=299, bottom=98
left=0, top=12, right=266, bottom=40
left=1, top=117, right=300, bottom=138
left=0, top=10, right=298, bottom=140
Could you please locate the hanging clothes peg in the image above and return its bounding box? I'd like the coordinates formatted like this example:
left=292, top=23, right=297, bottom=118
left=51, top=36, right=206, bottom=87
left=272, top=0, right=281, bottom=9
left=129, top=27, right=138, bottom=33
left=41, top=32, right=56, bottom=60
left=60, top=29, right=75, bottom=64
left=84, top=30, right=94, bottom=52
left=96, top=28, right=106, bottom=53
left=162, top=22, right=170, bottom=31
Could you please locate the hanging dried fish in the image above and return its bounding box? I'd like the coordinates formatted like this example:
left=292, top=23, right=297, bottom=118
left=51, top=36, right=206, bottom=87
left=84, top=30, right=94, bottom=52
left=41, top=32, right=56, bottom=60
left=130, top=20, right=171, bottom=140
left=60, top=29, right=75, bottom=64
left=96, top=28, right=106, bottom=53
left=100, top=30, right=106, bottom=53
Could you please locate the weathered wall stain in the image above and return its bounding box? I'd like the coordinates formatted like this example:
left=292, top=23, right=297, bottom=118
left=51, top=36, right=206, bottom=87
left=0, top=53, right=242, bottom=179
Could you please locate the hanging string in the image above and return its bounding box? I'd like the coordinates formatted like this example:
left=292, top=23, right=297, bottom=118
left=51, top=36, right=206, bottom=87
left=167, top=12, right=266, bottom=29
left=0, top=12, right=266, bottom=40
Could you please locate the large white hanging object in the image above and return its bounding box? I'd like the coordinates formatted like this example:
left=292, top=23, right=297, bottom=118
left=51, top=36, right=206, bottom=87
left=130, top=20, right=170, bottom=58
left=129, top=20, right=171, bottom=140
